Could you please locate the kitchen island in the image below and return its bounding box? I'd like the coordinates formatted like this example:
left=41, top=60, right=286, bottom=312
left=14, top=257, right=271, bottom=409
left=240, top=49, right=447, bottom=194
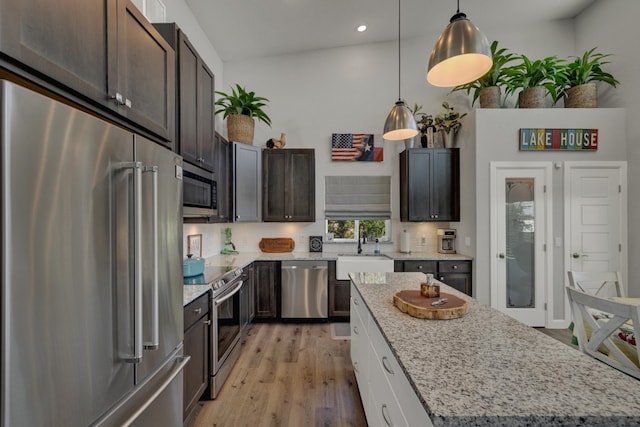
left=351, top=272, right=640, bottom=426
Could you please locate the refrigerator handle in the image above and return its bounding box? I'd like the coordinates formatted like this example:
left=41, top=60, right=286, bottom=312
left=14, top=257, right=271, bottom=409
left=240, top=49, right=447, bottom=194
left=121, top=161, right=144, bottom=363
left=143, top=165, right=159, bottom=350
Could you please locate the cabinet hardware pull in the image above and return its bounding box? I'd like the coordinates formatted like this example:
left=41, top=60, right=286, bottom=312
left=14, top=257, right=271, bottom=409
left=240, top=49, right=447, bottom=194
left=111, top=92, right=125, bottom=105
left=353, top=325, right=359, bottom=335
left=193, top=307, right=202, bottom=314
left=417, top=265, right=423, bottom=270
left=381, top=356, right=394, bottom=375
left=452, top=265, right=458, bottom=269
left=381, top=404, right=394, bottom=426
left=353, top=298, right=359, bottom=305
left=125, top=98, right=132, bottom=109
left=204, top=320, right=211, bottom=326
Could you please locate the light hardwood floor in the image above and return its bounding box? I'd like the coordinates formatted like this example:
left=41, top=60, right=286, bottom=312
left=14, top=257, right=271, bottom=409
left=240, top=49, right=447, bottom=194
left=189, top=323, right=367, bottom=427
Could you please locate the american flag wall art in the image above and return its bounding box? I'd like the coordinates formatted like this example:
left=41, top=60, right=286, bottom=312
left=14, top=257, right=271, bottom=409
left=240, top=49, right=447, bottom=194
left=331, top=133, right=383, bottom=162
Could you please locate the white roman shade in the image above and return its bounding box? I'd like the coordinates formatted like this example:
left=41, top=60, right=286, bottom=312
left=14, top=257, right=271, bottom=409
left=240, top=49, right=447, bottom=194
left=325, top=176, right=391, bottom=219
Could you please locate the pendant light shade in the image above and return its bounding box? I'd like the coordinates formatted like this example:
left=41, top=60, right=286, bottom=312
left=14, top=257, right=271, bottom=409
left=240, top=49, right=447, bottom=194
left=427, top=11, right=492, bottom=88
left=383, top=0, right=418, bottom=141
left=383, top=100, right=418, bottom=140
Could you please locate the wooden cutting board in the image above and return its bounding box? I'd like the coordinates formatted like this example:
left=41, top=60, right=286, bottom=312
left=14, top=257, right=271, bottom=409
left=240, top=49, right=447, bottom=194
left=258, top=237, right=295, bottom=252
left=393, top=291, right=468, bottom=320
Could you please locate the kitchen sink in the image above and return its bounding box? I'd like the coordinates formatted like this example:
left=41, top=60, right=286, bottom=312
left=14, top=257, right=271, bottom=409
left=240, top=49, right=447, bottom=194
left=335, top=254, right=394, bottom=280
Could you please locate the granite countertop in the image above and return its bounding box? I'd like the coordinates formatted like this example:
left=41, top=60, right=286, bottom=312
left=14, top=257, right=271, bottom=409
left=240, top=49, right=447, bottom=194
left=351, top=272, right=640, bottom=426
left=182, top=251, right=472, bottom=306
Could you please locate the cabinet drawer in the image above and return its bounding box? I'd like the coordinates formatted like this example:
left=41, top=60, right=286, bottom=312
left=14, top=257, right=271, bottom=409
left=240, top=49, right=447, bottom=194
left=184, top=291, right=210, bottom=329
left=369, top=320, right=432, bottom=426
left=437, top=261, right=470, bottom=273
left=403, top=260, right=437, bottom=273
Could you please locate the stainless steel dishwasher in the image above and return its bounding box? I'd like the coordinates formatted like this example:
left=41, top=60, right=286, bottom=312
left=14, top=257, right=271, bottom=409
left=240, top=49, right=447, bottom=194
left=281, top=260, right=328, bottom=319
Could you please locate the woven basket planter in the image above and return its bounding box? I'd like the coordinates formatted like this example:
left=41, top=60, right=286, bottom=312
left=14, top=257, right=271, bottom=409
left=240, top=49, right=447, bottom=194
left=227, top=114, right=255, bottom=145
left=479, top=86, right=501, bottom=108
left=564, top=83, right=597, bottom=108
left=518, top=86, right=550, bottom=108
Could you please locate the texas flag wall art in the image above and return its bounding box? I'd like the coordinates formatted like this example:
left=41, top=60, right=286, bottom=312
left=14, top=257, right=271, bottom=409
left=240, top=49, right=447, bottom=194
left=331, top=133, right=383, bottom=162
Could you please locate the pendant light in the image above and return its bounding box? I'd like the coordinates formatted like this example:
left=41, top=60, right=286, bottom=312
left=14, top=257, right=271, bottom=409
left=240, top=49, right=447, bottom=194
left=426, top=0, right=492, bottom=88
left=383, top=0, right=418, bottom=141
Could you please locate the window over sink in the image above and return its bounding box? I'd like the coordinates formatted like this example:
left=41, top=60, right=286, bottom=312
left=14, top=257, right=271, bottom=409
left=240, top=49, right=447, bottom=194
left=326, top=219, right=391, bottom=243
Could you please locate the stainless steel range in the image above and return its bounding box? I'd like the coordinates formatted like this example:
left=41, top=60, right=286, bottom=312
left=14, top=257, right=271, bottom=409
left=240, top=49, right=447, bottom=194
left=185, top=266, right=245, bottom=399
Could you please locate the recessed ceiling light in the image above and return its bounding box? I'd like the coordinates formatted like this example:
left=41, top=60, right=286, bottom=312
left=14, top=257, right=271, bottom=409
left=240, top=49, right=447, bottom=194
left=357, top=25, right=367, bottom=32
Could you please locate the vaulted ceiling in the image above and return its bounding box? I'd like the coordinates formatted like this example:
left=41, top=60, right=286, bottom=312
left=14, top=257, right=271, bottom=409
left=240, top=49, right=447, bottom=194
left=186, top=0, right=595, bottom=62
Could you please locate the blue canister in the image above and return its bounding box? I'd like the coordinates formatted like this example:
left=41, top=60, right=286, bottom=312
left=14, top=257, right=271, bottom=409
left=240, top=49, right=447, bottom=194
left=183, top=254, right=205, bottom=277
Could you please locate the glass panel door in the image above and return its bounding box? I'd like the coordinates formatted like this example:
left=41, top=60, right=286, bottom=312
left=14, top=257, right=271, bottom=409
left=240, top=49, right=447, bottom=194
left=505, top=178, right=535, bottom=308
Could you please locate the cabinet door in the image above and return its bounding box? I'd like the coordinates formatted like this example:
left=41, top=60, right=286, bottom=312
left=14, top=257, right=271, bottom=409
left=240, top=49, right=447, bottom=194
left=438, top=273, right=472, bottom=296
left=262, top=150, right=287, bottom=221
left=254, top=261, right=278, bottom=319
left=328, top=261, right=350, bottom=318
left=183, top=295, right=209, bottom=421
left=116, top=0, right=175, bottom=143
left=0, top=0, right=111, bottom=105
left=431, top=149, right=460, bottom=221
left=400, top=149, right=431, bottom=222
left=232, top=142, right=262, bottom=222
left=177, top=30, right=199, bottom=166
left=198, top=62, right=215, bottom=171
left=288, top=150, right=315, bottom=221
left=213, top=133, right=230, bottom=222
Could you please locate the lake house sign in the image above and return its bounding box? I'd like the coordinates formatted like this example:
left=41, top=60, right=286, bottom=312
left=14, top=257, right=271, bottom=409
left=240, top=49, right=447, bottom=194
left=519, top=128, right=598, bottom=151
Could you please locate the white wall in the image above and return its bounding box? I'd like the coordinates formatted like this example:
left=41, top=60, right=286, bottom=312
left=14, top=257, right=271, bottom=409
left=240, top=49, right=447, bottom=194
left=458, top=109, right=627, bottom=320
left=575, top=0, right=640, bottom=297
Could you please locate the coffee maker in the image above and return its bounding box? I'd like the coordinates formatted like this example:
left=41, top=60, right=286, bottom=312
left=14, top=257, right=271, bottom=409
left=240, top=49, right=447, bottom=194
left=437, top=228, right=456, bottom=254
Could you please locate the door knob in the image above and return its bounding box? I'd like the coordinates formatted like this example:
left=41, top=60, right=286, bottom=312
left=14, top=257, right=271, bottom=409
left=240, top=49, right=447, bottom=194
left=572, top=252, right=580, bottom=258
left=498, top=253, right=505, bottom=259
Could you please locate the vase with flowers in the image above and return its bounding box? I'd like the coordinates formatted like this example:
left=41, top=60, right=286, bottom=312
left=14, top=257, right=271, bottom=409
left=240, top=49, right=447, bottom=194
left=435, top=102, right=466, bottom=147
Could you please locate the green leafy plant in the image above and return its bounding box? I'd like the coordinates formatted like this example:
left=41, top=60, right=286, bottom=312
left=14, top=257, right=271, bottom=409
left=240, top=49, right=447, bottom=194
left=504, top=54, right=568, bottom=103
left=434, top=102, right=466, bottom=132
left=451, top=40, right=517, bottom=106
left=562, top=47, right=619, bottom=88
left=214, top=84, right=272, bottom=126
left=410, top=103, right=435, bottom=134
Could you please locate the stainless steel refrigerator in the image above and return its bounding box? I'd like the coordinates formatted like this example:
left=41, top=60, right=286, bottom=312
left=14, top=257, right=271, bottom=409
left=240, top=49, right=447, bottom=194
left=1, top=80, right=187, bottom=426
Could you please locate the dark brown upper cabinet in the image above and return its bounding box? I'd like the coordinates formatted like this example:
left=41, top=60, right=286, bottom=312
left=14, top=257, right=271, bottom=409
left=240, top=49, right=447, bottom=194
left=154, top=23, right=215, bottom=172
left=400, top=148, right=460, bottom=222
left=0, top=0, right=175, bottom=145
left=262, top=149, right=315, bottom=222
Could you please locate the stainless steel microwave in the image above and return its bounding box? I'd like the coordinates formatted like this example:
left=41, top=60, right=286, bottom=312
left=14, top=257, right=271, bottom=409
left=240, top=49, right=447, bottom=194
left=183, top=162, right=217, bottom=218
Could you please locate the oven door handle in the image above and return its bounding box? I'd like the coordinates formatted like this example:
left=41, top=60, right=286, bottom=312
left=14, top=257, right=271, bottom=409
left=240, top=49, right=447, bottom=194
left=214, top=280, right=244, bottom=306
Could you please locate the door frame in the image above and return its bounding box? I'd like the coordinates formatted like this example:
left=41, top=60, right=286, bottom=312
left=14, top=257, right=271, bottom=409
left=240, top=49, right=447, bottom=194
left=563, top=161, right=628, bottom=325
left=490, top=161, right=553, bottom=326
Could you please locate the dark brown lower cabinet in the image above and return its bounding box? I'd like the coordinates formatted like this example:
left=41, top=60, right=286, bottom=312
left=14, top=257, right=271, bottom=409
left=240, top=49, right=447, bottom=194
left=328, top=261, right=350, bottom=319
left=396, top=259, right=472, bottom=296
left=183, top=291, right=210, bottom=422
left=254, top=261, right=279, bottom=319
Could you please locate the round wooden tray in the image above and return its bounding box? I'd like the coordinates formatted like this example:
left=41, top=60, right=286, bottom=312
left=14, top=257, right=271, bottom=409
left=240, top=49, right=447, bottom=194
left=393, top=290, right=468, bottom=320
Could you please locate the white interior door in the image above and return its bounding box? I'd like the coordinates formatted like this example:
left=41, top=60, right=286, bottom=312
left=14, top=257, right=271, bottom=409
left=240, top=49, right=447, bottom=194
left=490, top=163, right=552, bottom=326
left=564, top=162, right=627, bottom=298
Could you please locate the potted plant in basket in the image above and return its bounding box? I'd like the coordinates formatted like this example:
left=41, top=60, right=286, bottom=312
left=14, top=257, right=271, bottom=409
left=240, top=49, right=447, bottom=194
left=435, top=102, right=466, bottom=147
left=561, top=47, right=619, bottom=108
left=504, top=54, right=567, bottom=108
left=451, top=40, right=516, bottom=108
left=214, top=84, right=271, bottom=145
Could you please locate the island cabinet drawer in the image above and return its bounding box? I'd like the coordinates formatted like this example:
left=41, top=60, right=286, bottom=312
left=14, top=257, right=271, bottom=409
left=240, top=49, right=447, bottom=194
left=368, top=321, right=433, bottom=427
left=184, top=292, right=210, bottom=328
left=437, top=261, right=471, bottom=273
left=403, top=260, right=437, bottom=273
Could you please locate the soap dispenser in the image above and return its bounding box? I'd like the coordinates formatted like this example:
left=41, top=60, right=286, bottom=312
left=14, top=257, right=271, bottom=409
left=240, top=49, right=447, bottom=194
left=374, top=239, right=380, bottom=254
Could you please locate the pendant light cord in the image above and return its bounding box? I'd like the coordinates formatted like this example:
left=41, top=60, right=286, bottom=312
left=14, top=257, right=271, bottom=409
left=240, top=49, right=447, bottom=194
left=397, top=0, right=401, bottom=101
left=457, top=0, right=460, bottom=14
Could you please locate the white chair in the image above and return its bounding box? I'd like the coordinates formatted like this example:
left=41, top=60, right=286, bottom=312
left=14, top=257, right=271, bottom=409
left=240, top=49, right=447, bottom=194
left=567, top=271, right=625, bottom=298
left=566, top=286, right=640, bottom=379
